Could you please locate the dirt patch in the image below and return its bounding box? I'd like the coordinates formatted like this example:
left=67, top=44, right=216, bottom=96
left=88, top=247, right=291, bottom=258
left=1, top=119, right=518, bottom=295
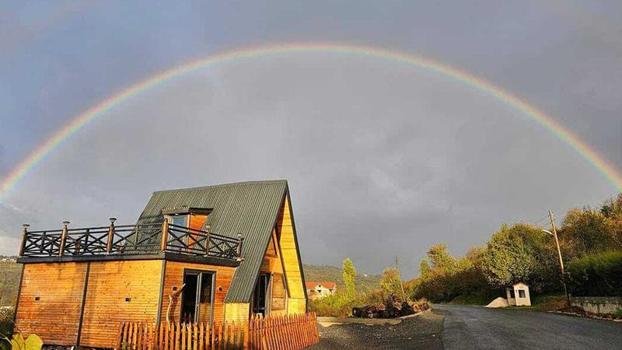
left=310, top=310, right=444, bottom=350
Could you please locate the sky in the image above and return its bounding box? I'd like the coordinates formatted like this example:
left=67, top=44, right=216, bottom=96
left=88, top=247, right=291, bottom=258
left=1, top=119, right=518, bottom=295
left=1, top=1, right=622, bottom=277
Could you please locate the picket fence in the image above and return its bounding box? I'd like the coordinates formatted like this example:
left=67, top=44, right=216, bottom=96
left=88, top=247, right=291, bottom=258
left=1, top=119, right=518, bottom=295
left=117, top=313, right=319, bottom=350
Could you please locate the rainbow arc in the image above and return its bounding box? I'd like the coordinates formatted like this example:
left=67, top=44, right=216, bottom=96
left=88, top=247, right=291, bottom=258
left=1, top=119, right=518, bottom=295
left=1, top=43, right=620, bottom=202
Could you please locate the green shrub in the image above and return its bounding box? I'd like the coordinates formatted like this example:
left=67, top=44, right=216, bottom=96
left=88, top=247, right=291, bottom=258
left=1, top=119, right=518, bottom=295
left=566, top=250, right=622, bottom=296
left=0, top=308, right=14, bottom=341
left=0, top=309, right=14, bottom=350
left=308, top=292, right=356, bottom=317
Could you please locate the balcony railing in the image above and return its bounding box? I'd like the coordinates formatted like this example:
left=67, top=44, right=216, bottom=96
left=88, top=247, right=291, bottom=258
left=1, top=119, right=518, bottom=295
left=18, top=219, right=243, bottom=262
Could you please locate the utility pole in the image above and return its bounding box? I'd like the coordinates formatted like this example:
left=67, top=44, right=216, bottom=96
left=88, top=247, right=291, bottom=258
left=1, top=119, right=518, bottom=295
left=395, top=256, right=407, bottom=301
left=548, top=210, right=570, bottom=306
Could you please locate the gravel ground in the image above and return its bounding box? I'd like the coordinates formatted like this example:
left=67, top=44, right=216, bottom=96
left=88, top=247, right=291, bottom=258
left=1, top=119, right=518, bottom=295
left=310, top=310, right=444, bottom=350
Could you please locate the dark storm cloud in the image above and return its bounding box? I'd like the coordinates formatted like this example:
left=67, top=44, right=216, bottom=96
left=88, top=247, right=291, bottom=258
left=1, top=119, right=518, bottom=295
left=1, top=1, right=621, bottom=277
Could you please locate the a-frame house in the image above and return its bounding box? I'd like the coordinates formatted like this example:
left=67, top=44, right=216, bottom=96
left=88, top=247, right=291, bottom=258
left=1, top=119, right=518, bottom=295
left=14, top=180, right=307, bottom=348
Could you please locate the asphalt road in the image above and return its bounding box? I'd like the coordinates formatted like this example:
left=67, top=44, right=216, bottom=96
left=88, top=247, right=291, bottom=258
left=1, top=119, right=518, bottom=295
left=436, top=304, right=622, bottom=350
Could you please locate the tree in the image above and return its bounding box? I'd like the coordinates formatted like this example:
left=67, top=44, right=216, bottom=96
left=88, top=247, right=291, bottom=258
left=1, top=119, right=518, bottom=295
left=561, top=207, right=621, bottom=258
left=427, top=244, right=456, bottom=272
left=342, top=258, right=357, bottom=298
left=481, top=223, right=558, bottom=291
left=379, top=268, right=402, bottom=296
left=600, top=193, right=622, bottom=219
left=419, top=259, right=431, bottom=279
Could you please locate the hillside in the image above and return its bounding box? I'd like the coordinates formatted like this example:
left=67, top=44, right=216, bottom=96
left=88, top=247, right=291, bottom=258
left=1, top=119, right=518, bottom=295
left=303, top=264, right=381, bottom=292
left=0, top=259, right=21, bottom=307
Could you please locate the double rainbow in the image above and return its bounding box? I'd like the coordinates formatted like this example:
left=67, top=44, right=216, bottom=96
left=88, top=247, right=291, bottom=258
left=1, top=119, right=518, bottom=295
left=1, top=43, right=620, bottom=202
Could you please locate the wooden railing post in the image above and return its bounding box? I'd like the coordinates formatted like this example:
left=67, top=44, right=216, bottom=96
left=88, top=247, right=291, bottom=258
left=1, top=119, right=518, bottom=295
left=106, top=217, right=116, bottom=253
left=18, top=224, right=29, bottom=256
left=59, top=220, right=69, bottom=256
left=160, top=218, right=169, bottom=252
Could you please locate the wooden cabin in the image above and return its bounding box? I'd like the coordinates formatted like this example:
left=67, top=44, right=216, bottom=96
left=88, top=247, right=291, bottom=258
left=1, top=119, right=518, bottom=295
left=14, top=180, right=307, bottom=348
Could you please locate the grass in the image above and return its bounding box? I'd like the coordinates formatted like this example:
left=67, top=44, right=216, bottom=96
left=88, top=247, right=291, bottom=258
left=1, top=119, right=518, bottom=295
left=447, top=292, right=568, bottom=312
left=0, top=259, right=20, bottom=341
left=530, top=294, right=567, bottom=311
left=494, top=294, right=567, bottom=312
left=0, top=261, right=21, bottom=308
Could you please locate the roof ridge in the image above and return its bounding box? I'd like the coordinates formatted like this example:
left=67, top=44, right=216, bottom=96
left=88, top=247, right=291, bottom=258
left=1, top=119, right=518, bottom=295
left=153, top=179, right=287, bottom=194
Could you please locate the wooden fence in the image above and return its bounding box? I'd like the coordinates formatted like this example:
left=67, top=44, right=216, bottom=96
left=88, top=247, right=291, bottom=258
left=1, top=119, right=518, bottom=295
left=117, top=313, right=319, bottom=350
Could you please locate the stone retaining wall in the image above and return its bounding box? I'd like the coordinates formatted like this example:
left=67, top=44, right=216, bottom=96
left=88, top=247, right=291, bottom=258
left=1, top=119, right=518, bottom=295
left=571, top=296, right=622, bottom=315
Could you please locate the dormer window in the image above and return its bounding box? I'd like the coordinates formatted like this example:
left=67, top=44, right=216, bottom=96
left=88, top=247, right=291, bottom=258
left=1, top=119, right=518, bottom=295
left=162, top=207, right=213, bottom=231
left=169, top=214, right=188, bottom=228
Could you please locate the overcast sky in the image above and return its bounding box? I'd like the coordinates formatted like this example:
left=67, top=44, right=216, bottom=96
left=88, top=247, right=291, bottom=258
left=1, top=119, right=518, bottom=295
left=1, top=1, right=622, bottom=277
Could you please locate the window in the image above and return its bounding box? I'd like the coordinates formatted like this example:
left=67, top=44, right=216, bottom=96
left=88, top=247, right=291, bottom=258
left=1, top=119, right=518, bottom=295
left=167, top=214, right=189, bottom=249
left=518, top=290, right=526, bottom=298
left=170, top=214, right=188, bottom=228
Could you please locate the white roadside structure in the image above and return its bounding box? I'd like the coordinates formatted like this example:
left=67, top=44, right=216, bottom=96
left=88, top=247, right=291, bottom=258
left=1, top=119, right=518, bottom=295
left=506, top=282, right=531, bottom=306
left=486, top=282, right=532, bottom=308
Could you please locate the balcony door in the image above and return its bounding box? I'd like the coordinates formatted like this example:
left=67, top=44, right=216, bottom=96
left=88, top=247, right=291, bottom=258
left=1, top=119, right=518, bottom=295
left=181, top=270, right=215, bottom=324
left=252, top=273, right=271, bottom=316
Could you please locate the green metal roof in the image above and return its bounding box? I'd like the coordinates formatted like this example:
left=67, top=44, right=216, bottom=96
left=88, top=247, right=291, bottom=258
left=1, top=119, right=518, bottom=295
left=137, top=180, right=289, bottom=303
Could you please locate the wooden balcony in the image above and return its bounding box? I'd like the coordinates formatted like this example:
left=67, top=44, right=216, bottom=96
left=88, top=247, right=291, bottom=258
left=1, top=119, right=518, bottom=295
left=17, top=219, right=244, bottom=266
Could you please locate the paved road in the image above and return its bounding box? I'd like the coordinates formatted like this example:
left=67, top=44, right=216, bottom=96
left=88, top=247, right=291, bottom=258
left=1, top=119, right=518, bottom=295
left=436, top=304, right=622, bottom=350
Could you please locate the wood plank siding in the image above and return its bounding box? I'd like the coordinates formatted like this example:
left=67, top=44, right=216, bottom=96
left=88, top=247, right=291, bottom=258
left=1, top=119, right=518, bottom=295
left=15, top=260, right=163, bottom=348
left=160, top=261, right=236, bottom=325
left=15, top=259, right=239, bottom=348
left=79, top=260, right=163, bottom=348
left=277, top=196, right=307, bottom=313
left=15, top=262, right=87, bottom=346
left=223, top=303, right=250, bottom=323
left=259, top=230, right=288, bottom=316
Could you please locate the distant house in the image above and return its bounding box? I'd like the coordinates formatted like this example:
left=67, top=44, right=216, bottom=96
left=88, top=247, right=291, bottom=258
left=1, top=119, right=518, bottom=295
left=14, top=180, right=308, bottom=348
left=305, top=282, right=337, bottom=300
